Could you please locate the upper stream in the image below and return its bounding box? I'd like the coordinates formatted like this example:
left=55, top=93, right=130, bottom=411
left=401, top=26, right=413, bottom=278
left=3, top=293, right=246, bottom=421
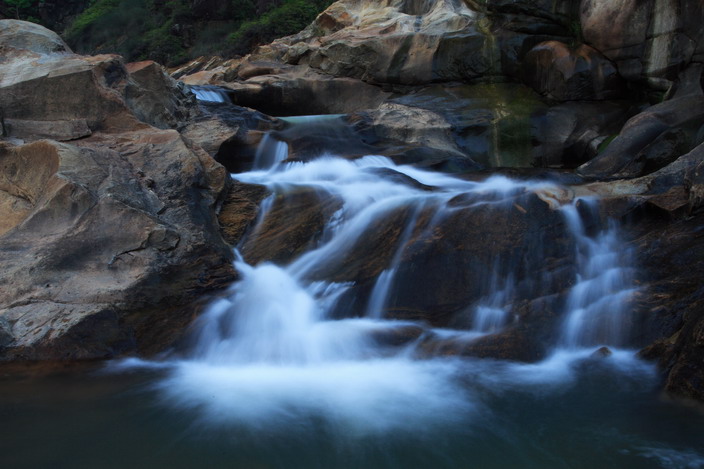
left=2, top=103, right=702, bottom=469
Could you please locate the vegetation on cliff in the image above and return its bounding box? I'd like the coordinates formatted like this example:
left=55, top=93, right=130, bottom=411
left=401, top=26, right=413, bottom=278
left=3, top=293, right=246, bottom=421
left=0, top=0, right=333, bottom=66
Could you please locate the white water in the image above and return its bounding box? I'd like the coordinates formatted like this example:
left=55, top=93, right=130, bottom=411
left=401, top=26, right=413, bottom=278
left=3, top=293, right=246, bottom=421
left=560, top=199, right=637, bottom=348
left=190, top=85, right=230, bottom=103
left=120, top=120, right=655, bottom=439
left=252, top=133, right=289, bottom=170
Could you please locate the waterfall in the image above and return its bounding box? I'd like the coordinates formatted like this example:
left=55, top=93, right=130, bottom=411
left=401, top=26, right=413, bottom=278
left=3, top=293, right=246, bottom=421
left=189, top=85, right=231, bottom=103
left=124, top=116, right=656, bottom=439
left=559, top=199, right=637, bottom=349
left=252, top=133, right=289, bottom=170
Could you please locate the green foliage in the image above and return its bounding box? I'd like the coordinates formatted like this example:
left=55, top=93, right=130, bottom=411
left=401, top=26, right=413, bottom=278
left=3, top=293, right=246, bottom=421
left=65, top=0, right=122, bottom=39
left=597, top=135, right=618, bottom=154
left=227, top=0, right=333, bottom=55
left=62, top=0, right=333, bottom=66
left=4, top=0, right=39, bottom=20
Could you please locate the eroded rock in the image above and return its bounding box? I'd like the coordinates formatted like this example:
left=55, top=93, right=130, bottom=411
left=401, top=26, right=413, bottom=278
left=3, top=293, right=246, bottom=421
left=0, top=132, right=234, bottom=360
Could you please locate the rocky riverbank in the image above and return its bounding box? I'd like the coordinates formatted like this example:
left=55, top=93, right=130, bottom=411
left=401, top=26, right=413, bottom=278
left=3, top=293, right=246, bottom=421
left=2, top=0, right=704, bottom=404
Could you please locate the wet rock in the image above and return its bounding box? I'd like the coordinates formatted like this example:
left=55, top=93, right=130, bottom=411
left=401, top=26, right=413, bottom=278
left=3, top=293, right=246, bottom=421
left=218, top=182, right=270, bottom=245
left=356, top=102, right=467, bottom=164
left=225, top=67, right=390, bottom=116
left=368, top=323, right=425, bottom=348
left=241, top=187, right=343, bottom=266
left=384, top=192, right=574, bottom=333
left=273, top=115, right=379, bottom=161
left=629, top=202, right=704, bottom=403
left=523, top=41, right=626, bottom=101
left=591, top=346, right=613, bottom=358
left=186, top=103, right=280, bottom=172
left=360, top=83, right=545, bottom=169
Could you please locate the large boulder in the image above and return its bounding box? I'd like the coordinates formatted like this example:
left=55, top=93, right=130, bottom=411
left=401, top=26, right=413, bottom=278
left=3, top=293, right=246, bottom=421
left=0, top=20, right=197, bottom=142
left=0, top=134, right=234, bottom=360
left=0, top=21, right=236, bottom=360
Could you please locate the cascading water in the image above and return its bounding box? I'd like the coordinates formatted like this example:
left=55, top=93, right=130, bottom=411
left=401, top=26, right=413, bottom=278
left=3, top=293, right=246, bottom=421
left=87, top=105, right=704, bottom=468
left=559, top=200, right=638, bottom=349
left=189, top=85, right=231, bottom=103
left=148, top=121, right=650, bottom=433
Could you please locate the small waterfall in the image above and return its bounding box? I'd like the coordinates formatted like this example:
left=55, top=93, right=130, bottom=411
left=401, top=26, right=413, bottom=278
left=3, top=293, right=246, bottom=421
left=253, top=134, right=289, bottom=170
left=365, top=203, right=425, bottom=319
left=471, top=268, right=513, bottom=333
left=189, top=85, right=231, bottom=103
left=560, top=199, right=637, bottom=349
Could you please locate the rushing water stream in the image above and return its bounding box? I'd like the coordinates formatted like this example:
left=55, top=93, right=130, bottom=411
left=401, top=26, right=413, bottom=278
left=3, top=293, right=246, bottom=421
left=1, top=102, right=703, bottom=468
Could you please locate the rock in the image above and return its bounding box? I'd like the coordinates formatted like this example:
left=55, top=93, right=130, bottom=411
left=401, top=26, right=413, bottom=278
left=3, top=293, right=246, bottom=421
left=523, top=41, right=626, bottom=101
left=0, top=135, right=234, bottom=360
left=531, top=101, right=635, bottom=167
left=251, top=0, right=503, bottom=85
left=124, top=61, right=198, bottom=130
left=578, top=94, right=704, bottom=179
left=628, top=189, right=704, bottom=403
left=272, top=114, right=379, bottom=161
left=386, top=192, right=574, bottom=327
left=0, top=19, right=70, bottom=55
left=182, top=101, right=280, bottom=170
left=591, top=346, right=613, bottom=358
left=225, top=67, right=390, bottom=115
left=169, top=55, right=240, bottom=82
left=218, top=181, right=270, bottom=245
left=0, top=21, right=237, bottom=360
left=364, top=83, right=546, bottom=168
left=241, top=187, right=343, bottom=266
left=354, top=102, right=468, bottom=166
left=0, top=20, right=197, bottom=142
left=580, top=0, right=703, bottom=89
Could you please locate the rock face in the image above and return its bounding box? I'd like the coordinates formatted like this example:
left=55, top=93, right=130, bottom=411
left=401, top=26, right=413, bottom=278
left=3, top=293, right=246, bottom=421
left=0, top=20, right=236, bottom=360
left=580, top=0, right=704, bottom=90
left=578, top=93, right=704, bottom=180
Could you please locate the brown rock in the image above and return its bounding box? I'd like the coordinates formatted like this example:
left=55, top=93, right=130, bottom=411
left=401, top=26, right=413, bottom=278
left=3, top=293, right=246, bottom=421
left=0, top=124, right=234, bottom=359
left=218, top=181, right=270, bottom=245
left=580, top=0, right=703, bottom=89
left=241, top=186, right=343, bottom=266
left=0, top=20, right=197, bottom=142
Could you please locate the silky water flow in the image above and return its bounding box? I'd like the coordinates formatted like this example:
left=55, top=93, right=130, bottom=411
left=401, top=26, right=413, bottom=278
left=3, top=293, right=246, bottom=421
left=100, top=107, right=704, bottom=469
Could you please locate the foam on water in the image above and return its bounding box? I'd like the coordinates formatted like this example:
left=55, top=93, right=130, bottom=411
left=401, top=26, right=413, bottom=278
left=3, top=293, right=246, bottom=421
left=118, top=120, right=662, bottom=441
